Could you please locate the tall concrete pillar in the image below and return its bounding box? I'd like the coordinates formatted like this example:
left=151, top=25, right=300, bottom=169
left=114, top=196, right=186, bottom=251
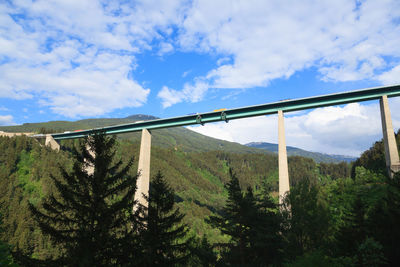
left=379, top=95, right=400, bottom=178
left=45, top=134, right=60, bottom=151
left=85, top=141, right=95, bottom=175
left=278, top=110, right=290, bottom=204
left=134, top=129, right=152, bottom=211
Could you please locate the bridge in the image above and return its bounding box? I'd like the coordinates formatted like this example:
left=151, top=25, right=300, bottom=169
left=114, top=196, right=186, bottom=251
left=35, top=84, right=400, bottom=206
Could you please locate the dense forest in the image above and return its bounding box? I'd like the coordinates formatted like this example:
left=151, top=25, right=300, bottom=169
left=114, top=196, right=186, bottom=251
left=0, top=125, right=399, bottom=266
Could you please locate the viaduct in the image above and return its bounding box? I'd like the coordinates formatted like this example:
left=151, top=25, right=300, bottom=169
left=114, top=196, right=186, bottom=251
left=32, top=84, right=400, bottom=206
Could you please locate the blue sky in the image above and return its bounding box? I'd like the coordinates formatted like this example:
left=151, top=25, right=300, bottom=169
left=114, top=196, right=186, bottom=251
left=1, top=0, right=400, bottom=156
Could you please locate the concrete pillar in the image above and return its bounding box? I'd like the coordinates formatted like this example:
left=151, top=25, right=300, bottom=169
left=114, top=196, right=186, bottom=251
left=379, top=95, right=400, bottom=178
left=278, top=110, right=290, bottom=204
left=85, top=140, right=95, bottom=175
left=134, top=129, right=152, bottom=211
left=45, top=134, right=60, bottom=151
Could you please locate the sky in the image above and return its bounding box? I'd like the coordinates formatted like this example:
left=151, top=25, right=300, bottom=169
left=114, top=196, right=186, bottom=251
left=1, top=0, right=400, bottom=156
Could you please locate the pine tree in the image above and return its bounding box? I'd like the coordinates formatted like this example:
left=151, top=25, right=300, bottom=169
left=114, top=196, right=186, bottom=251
left=0, top=213, right=18, bottom=267
left=135, top=171, right=190, bottom=266
left=208, top=169, right=282, bottom=266
left=335, top=194, right=366, bottom=257
left=367, top=173, right=400, bottom=265
left=281, top=178, right=331, bottom=259
left=28, top=133, right=138, bottom=266
left=188, top=235, right=217, bottom=267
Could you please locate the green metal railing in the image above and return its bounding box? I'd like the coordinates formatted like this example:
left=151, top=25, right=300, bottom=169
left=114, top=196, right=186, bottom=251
left=47, top=84, right=400, bottom=140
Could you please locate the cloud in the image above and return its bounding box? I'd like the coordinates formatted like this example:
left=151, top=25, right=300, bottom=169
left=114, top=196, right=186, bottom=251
left=158, top=79, right=208, bottom=107
left=157, top=86, right=185, bottom=108
left=182, top=70, right=191, bottom=78
left=0, top=0, right=187, bottom=117
left=158, top=42, right=174, bottom=55
left=0, top=115, right=14, bottom=126
left=378, top=65, right=400, bottom=84
left=2, top=0, right=400, bottom=117
left=187, top=100, right=400, bottom=156
left=161, top=0, right=400, bottom=106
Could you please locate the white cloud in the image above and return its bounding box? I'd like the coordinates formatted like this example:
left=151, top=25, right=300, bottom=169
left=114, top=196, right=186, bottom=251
left=378, top=65, right=400, bottom=84
left=157, top=86, right=185, bottom=108
left=158, top=79, right=209, bottom=108
left=0, top=115, right=14, bottom=126
left=182, top=70, right=191, bottom=78
left=158, top=42, right=174, bottom=55
left=159, top=0, right=400, bottom=106
left=187, top=100, right=400, bottom=156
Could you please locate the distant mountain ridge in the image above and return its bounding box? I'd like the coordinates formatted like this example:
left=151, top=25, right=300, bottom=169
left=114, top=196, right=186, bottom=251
left=0, top=115, right=271, bottom=155
left=246, top=142, right=356, bottom=163
left=124, top=114, right=159, bottom=121
left=0, top=115, right=356, bottom=163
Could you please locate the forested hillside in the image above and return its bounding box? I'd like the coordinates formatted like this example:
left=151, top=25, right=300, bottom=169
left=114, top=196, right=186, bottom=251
left=0, top=133, right=352, bottom=260
left=1, top=121, right=400, bottom=265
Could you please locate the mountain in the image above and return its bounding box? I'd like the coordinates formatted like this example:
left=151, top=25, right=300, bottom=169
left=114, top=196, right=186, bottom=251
left=0, top=115, right=357, bottom=163
left=0, top=115, right=272, bottom=155
left=246, top=142, right=356, bottom=163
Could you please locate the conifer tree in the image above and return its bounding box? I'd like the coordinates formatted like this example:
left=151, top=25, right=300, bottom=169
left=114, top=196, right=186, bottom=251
left=28, top=133, right=137, bottom=266
left=335, top=194, right=366, bottom=257
left=281, top=178, right=330, bottom=258
left=135, top=171, right=190, bottom=266
left=0, top=213, right=18, bottom=267
left=188, top=235, right=217, bottom=267
left=367, top=173, right=400, bottom=265
left=208, top=169, right=282, bottom=266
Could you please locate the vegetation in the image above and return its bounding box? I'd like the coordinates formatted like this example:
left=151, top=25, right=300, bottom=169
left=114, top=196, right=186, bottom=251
left=0, top=121, right=399, bottom=265
left=208, top=170, right=282, bottom=266
left=26, top=134, right=137, bottom=266
left=135, top=171, right=191, bottom=266
left=0, top=214, right=18, bottom=266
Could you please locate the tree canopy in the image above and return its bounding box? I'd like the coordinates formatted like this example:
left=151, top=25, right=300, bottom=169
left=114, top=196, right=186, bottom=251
left=28, top=133, right=137, bottom=266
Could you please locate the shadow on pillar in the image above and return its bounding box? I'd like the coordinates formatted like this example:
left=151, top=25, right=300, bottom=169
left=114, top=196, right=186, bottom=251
left=380, top=95, right=400, bottom=178
left=45, top=134, right=60, bottom=151
left=278, top=110, right=290, bottom=204
left=134, top=129, right=152, bottom=212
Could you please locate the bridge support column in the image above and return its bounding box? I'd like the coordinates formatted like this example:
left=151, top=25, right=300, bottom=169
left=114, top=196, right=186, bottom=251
left=45, top=134, right=60, bottom=151
left=380, top=95, right=400, bottom=178
left=278, top=110, right=290, bottom=204
left=85, top=139, right=95, bottom=175
left=134, top=129, right=152, bottom=211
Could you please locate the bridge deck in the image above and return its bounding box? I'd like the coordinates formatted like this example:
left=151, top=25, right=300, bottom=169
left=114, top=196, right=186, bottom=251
left=46, top=84, right=400, bottom=140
